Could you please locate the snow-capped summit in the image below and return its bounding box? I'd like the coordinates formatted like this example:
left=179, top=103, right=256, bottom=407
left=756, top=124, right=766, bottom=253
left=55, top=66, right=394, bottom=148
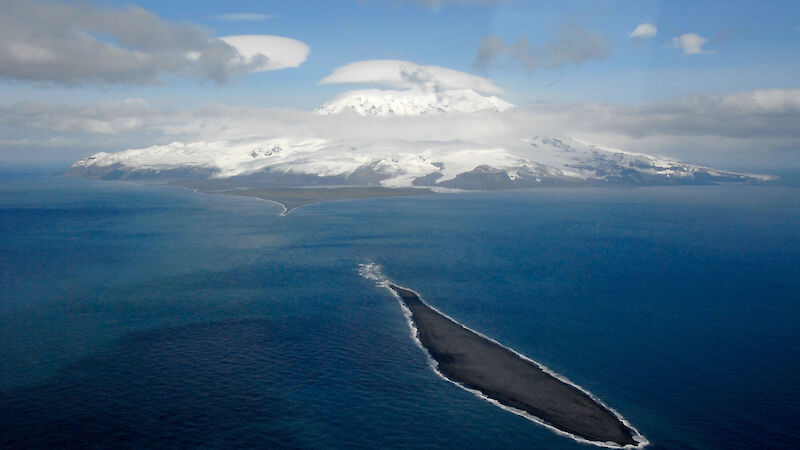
left=69, top=134, right=770, bottom=188
left=316, top=59, right=513, bottom=116
left=316, top=88, right=514, bottom=116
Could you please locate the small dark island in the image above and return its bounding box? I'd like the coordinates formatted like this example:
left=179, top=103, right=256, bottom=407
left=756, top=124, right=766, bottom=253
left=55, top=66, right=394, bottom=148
left=388, top=284, right=644, bottom=448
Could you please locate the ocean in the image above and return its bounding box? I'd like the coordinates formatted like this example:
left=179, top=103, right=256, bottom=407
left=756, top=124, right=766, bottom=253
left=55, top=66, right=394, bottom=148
left=1, top=172, right=798, bottom=449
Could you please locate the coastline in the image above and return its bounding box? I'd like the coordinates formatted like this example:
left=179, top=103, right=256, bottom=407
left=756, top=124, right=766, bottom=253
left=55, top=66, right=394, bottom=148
left=363, top=269, right=647, bottom=448
left=222, top=187, right=434, bottom=215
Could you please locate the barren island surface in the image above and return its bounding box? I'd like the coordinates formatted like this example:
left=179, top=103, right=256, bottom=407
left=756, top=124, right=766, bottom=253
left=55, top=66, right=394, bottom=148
left=388, top=284, right=642, bottom=448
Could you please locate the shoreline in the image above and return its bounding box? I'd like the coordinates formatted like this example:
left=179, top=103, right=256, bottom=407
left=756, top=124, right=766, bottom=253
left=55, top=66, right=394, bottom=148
left=253, top=197, right=290, bottom=216
left=356, top=263, right=647, bottom=448
left=223, top=186, right=434, bottom=216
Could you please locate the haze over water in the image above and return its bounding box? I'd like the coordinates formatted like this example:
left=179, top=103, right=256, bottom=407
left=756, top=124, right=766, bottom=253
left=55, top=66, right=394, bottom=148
left=1, top=173, right=798, bottom=449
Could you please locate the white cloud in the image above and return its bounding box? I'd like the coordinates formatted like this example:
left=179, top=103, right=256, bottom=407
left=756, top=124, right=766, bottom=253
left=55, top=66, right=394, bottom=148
left=320, top=60, right=504, bottom=94
left=0, top=1, right=307, bottom=85
left=670, top=33, right=711, bottom=54
left=217, top=35, right=310, bottom=72
left=629, top=23, right=658, bottom=39
left=214, top=13, right=275, bottom=21
left=5, top=89, right=798, bottom=141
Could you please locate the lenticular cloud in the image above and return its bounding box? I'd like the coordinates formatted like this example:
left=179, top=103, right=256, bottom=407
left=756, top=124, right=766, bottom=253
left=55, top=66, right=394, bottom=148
left=218, top=35, right=310, bottom=72
left=319, top=59, right=504, bottom=94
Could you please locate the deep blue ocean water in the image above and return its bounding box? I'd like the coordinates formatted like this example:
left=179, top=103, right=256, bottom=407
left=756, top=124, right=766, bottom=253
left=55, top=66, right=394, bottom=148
left=1, top=173, right=799, bottom=449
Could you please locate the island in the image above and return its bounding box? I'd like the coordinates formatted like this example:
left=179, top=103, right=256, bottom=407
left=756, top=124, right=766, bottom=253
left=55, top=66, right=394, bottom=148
left=387, top=283, right=645, bottom=448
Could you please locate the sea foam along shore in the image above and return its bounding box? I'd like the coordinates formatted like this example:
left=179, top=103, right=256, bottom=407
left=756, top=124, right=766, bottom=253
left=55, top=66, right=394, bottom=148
left=359, top=263, right=649, bottom=449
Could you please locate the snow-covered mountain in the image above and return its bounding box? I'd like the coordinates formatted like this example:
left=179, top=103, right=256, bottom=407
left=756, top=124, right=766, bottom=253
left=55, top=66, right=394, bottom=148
left=316, top=88, right=514, bottom=116
left=69, top=135, right=769, bottom=189
left=69, top=87, right=771, bottom=189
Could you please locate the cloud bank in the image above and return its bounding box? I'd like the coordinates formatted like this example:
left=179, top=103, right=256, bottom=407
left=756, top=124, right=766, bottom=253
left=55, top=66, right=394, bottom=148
left=0, top=0, right=308, bottom=85
left=320, top=60, right=503, bottom=94
left=4, top=89, right=798, bottom=142
left=3, top=89, right=798, bottom=170
left=521, top=89, right=800, bottom=140
left=474, top=22, right=610, bottom=71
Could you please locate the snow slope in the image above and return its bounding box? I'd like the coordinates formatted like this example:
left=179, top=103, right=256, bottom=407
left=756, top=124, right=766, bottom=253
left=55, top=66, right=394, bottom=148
left=70, top=135, right=769, bottom=188
left=316, top=88, right=514, bottom=116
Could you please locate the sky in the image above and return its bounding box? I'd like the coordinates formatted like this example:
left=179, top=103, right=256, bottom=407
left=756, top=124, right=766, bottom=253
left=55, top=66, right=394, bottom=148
left=1, top=0, right=799, bottom=172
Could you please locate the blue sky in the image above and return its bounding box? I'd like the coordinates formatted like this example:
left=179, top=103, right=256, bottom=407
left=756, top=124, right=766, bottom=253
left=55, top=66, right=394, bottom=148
left=2, top=0, right=798, bottom=108
left=0, top=0, right=798, bottom=170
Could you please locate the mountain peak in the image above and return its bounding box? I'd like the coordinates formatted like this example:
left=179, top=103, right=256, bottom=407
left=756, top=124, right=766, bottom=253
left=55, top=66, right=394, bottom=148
left=316, top=88, right=514, bottom=116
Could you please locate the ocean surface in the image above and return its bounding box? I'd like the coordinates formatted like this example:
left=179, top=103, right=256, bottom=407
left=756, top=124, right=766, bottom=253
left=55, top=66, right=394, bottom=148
left=1, top=172, right=799, bottom=449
